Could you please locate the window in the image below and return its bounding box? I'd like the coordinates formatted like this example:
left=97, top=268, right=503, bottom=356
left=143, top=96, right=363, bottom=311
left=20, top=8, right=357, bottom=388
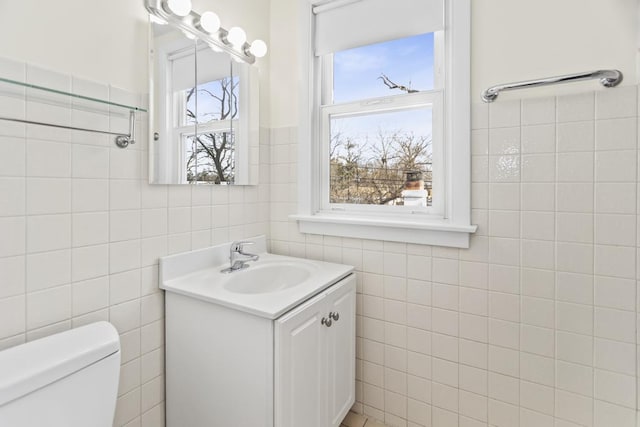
left=323, top=33, right=441, bottom=213
left=295, top=0, right=475, bottom=247
left=179, top=76, right=239, bottom=184
left=170, top=46, right=238, bottom=184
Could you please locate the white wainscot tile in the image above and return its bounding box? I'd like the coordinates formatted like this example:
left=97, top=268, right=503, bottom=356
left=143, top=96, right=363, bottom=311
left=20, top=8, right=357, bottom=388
left=594, top=245, right=635, bottom=279
left=0, top=295, right=26, bottom=339
left=595, top=85, right=637, bottom=120
left=556, top=272, right=593, bottom=305
left=595, top=183, right=635, bottom=214
left=26, top=249, right=71, bottom=292
left=72, top=144, right=109, bottom=178
left=72, top=212, right=109, bottom=247
left=557, top=92, right=595, bottom=123
left=72, top=179, right=108, bottom=212
left=26, top=178, right=71, bottom=214
left=26, top=214, right=71, bottom=253
left=71, top=244, right=109, bottom=282
left=26, top=285, right=71, bottom=330
left=557, top=120, right=595, bottom=152
left=26, top=139, right=71, bottom=177
left=594, top=337, right=635, bottom=375
left=0, top=177, right=25, bottom=217
left=593, top=369, right=636, bottom=408
left=557, top=152, right=594, bottom=182
left=0, top=217, right=25, bottom=257
left=521, top=153, right=555, bottom=182
left=72, top=276, right=109, bottom=316
left=556, top=330, right=593, bottom=366
left=595, top=150, right=636, bottom=182
left=556, top=183, right=593, bottom=213
left=556, top=359, right=593, bottom=396
left=522, top=96, right=555, bottom=126
left=0, top=136, right=26, bottom=176
left=594, top=306, right=635, bottom=343
left=595, top=117, right=637, bottom=151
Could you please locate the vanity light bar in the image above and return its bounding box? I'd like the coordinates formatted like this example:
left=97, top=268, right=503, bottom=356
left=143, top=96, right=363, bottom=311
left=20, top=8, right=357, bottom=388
left=145, top=0, right=267, bottom=64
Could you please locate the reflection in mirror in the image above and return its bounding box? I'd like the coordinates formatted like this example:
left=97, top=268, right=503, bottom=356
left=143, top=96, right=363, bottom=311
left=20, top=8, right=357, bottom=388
left=149, top=20, right=259, bottom=185
left=188, top=41, right=237, bottom=184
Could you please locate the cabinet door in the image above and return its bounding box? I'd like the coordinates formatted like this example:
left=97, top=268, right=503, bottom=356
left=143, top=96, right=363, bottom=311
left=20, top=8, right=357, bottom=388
left=275, top=291, right=327, bottom=427
left=325, top=275, right=356, bottom=427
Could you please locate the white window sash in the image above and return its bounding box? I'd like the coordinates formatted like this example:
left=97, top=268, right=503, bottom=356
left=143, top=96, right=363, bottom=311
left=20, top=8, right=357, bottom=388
left=319, top=90, right=443, bottom=216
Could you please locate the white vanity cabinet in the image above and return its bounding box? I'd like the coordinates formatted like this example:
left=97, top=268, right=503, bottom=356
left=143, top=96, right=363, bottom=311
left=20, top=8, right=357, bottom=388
left=275, top=274, right=356, bottom=427
left=164, top=268, right=355, bottom=427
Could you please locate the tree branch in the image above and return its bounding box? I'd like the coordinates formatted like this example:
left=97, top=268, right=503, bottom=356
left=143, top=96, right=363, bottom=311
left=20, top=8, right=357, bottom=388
left=378, top=73, right=418, bottom=94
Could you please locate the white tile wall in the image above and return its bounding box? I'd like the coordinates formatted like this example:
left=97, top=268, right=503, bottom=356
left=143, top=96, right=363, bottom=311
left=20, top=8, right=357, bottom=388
left=0, top=57, right=270, bottom=427
left=2, top=54, right=639, bottom=427
left=270, top=85, right=640, bottom=427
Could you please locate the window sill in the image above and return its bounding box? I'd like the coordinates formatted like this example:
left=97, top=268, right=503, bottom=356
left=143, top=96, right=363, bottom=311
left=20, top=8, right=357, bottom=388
left=291, top=213, right=477, bottom=248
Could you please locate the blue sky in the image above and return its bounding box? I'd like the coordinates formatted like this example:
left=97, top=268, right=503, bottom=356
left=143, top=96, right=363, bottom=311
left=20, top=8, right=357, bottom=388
left=333, top=32, right=434, bottom=103
left=330, top=33, right=435, bottom=160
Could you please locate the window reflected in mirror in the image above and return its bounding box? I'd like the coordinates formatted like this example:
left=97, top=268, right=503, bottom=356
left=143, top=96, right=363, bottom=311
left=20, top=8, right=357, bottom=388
left=149, top=20, right=259, bottom=185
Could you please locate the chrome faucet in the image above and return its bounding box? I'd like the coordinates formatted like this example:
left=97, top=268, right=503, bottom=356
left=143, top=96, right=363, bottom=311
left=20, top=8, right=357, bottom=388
left=221, top=241, right=260, bottom=273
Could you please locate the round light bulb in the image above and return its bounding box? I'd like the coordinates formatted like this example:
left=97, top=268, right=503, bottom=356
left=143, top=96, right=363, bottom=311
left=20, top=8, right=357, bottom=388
left=226, top=27, right=247, bottom=48
left=199, top=11, right=220, bottom=33
left=249, top=40, right=268, bottom=58
left=166, top=0, right=192, bottom=17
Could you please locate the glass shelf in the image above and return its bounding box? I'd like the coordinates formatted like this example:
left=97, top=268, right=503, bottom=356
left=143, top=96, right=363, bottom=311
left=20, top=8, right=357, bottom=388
left=0, top=76, right=147, bottom=113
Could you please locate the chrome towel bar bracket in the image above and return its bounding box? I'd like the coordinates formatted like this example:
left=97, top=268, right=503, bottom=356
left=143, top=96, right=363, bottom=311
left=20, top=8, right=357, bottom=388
left=481, top=69, right=623, bottom=103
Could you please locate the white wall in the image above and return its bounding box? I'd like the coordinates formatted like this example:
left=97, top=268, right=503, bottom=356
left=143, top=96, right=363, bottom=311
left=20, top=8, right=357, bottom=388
left=0, top=0, right=149, bottom=93
left=269, top=0, right=639, bottom=128
left=0, top=1, right=271, bottom=427
left=267, top=2, right=640, bottom=426
left=0, top=0, right=271, bottom=106
left=471, top=0, right=638, bottom=100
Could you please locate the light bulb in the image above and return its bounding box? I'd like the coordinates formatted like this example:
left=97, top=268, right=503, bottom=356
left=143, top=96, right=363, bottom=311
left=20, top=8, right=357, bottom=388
left=226, top=27, right=247, bottom=48
left=249, top=40, right=267, bottom=58
left=166, top=0, right=192, bottom=17
left=199, top=11, right=220, bottom=33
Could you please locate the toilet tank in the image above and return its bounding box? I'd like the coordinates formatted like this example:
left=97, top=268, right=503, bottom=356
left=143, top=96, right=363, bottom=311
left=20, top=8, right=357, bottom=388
left=0, top=322, right=121, bottom=427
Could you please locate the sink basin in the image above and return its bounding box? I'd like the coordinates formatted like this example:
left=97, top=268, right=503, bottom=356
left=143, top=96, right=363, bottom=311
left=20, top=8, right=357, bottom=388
left=223, top=262, right=313, bottom=294
left=160, top=236, right=354, bottom=319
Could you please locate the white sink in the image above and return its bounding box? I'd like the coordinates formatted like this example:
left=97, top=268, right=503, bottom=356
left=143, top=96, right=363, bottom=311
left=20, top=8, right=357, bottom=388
left=222, top=261, right=313, bottom=294
left=159, top=236, right=353, bottom=319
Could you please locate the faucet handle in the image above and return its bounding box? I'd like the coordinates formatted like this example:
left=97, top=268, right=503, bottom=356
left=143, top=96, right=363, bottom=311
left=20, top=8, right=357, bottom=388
left=231, top=240, right=255, bottom=251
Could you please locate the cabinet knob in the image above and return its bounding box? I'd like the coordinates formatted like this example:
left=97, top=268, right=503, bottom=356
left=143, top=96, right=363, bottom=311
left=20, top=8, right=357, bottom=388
left=330, top=312, right=340, bottom=322
left=321, top=317, right=332, bottom=327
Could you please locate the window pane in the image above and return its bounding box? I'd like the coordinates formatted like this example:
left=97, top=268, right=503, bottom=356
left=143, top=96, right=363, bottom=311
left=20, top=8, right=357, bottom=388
left=184, top=76, right=240, bottom=125
left=333, top=33, right=434, bottom=104
left=185, top=131, right=236, bottom=184
left=329, top=108, right=432, bottom=206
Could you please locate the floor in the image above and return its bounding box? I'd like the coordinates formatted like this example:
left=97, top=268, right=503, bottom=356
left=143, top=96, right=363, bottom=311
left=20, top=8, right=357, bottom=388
left=340, top=411, right=387, bottom=427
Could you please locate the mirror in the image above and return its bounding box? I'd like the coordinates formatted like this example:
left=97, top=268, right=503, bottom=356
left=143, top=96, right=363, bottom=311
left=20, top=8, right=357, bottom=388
left=148, top=20, right=259, bottom=185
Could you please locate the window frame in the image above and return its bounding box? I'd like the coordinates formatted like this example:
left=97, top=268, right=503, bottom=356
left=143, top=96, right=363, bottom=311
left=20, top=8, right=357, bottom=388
left=294, top=0, right=475, bottom=248
left=172, top=79, right=239, bottom=184
left=320, top=90, right=444, bottom=216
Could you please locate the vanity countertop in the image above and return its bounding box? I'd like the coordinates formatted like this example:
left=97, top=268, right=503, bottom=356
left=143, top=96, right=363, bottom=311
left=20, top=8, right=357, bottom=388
left=159, top=237, right=354, bottom=319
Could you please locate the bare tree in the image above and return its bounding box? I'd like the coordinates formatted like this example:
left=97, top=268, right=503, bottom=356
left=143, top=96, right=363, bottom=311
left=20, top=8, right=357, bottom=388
left=330, top=130, right=432, bottom=205
left=329, top=74, right=431, bottom=205
left=185, top=76, right=239, bottom=183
